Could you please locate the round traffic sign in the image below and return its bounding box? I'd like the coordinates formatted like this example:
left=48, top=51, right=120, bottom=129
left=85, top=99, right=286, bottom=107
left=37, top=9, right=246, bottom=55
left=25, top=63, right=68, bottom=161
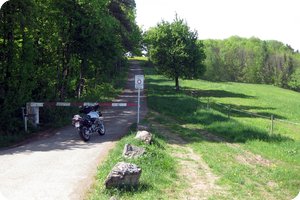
left=135, top=75, right=144, bottom=89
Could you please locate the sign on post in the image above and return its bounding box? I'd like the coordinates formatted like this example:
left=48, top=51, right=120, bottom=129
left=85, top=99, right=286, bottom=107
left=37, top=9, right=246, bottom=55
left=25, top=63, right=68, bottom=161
left=135, top=75, right=144, bottom=124
left=135, top=75, right=144, bottom=90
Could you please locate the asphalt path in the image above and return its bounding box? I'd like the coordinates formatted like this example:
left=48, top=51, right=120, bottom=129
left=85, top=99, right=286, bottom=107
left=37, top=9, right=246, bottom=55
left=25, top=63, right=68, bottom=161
left=0, top=61, right=147, bottom=200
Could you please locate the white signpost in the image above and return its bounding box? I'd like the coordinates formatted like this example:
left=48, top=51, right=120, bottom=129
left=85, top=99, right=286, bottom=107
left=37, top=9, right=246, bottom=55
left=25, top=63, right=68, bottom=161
left=135, top=75, right=144, bottom=124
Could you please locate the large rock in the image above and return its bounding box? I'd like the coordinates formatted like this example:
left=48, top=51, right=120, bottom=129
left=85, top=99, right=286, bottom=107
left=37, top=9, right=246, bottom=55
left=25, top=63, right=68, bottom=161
left=122, top=144, right=145, bottom=158
left=135, top=130, right=152, bottom=144
left=105, top=162, right=142, bottom=189
left=137, top=124, right=150, bottom=131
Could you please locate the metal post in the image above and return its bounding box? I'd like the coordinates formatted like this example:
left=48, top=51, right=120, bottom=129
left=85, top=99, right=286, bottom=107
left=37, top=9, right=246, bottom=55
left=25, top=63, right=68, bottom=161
left=270, top=115, right=274, bottom=134
left=22, top=107, right=28, bottom=132
left=207, top=98, right=210, bottom=109
left=32, top=106, right=39, bottom=127
left=137, top=88, right=140, bottom=124
left=21, top=107, right=25, bottom=120
left=25, top=116, right=28, bottom=132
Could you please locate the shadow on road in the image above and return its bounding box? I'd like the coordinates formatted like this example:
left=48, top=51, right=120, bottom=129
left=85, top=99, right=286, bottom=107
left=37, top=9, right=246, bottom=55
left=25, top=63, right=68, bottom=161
left=0, top=60, right=147, bottom=155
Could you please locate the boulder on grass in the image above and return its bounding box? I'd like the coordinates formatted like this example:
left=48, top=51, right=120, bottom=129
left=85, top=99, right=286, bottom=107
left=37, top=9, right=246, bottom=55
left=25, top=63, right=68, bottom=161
left=122, top=144, right=145, bottom=158
left=105, top=162, right=142, bottom=189
left=137, top=124, right=150, bottom=131
left=135, top=130, right=152, bottom=144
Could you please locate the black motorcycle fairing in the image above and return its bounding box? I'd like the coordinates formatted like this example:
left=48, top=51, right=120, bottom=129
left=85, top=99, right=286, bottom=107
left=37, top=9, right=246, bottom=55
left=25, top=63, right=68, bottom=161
left=81, top=117, right=92, bottom=127
left=79, top=105, right=100, bottom=114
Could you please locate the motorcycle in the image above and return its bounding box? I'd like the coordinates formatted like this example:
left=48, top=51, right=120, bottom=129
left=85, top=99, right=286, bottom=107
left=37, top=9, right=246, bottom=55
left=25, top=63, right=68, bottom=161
left=72, top=104, right=105, bottom=141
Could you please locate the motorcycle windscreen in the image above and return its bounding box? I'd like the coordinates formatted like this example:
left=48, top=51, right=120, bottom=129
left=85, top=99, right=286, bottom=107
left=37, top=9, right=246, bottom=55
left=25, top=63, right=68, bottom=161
left=87, top=111, right=99, bottom=118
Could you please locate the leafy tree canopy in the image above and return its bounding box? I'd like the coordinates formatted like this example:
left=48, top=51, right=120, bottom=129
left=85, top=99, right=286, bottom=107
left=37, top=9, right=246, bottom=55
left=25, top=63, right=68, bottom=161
left=202, top=36, right=300, bottom=91
left=0, top=0, right=141, bottom=134
left=144, top=15, right=206, bottom=91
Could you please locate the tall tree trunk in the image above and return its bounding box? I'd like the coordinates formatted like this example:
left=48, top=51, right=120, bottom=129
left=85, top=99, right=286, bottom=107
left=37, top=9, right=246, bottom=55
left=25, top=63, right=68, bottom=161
left=60, top=68, right=67, bottom=101
left=175, top=75, right=179, bottom=91
left=59, top=46, right=66, bottom=101
left=77, top=57, right=87, bottom=98
left=4, top=24, right=14, bottom=95
left=77, top=67, right=83, bottom=99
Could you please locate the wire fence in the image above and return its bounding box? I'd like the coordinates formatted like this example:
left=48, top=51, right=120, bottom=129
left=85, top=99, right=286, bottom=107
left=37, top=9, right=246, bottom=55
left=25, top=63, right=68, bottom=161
left=196, top=97, right=300, bottom=135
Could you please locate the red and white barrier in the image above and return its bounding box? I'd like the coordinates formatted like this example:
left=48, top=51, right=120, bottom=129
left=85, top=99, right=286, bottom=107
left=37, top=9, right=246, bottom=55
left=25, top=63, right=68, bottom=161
left=25, top=101, right=137, bottom=127
left=23, top=74, right=144, bottom=131
left=27, top=102, right=137, bottom=107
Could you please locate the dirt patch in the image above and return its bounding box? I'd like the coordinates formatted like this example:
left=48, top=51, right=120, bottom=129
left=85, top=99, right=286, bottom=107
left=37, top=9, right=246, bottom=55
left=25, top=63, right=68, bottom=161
left=196, top=130, right=224, bottom=143
left=152, top=121, right=225, bottom=199
left=236, top=152, right=272, bottom=167
left=196, top=128, right=280, bottom=199
left=196, top=129, right=273, bottom=167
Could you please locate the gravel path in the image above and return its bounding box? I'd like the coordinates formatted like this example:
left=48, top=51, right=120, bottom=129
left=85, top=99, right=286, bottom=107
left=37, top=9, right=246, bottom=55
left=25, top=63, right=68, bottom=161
left=0, top=61, right=147, bottom=200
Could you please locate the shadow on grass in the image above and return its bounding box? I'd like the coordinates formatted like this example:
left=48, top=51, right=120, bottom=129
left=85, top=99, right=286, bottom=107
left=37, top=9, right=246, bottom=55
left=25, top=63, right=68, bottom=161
left=210, top=102, right=275, bottom=111
left=105, top=183, right=153, bottom=198
left=149, top=86, right=283, bottom=119
left=205, top=120, right=291, bottom=143
left=107, top=182, right=153, bottom=193
left=184, top=88, right=254, bottom=99
left=148, top=95, right=292, bottom=144
left=147, top=84, right=180, bottom=96
left=209, top=103, right=286, bottom=120
left=186, top=111, right=228, bottom=125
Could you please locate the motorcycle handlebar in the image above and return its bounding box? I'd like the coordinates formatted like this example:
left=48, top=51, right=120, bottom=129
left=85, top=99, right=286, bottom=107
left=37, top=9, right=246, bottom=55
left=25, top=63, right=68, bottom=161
left=79, top=105, right=100, bottom=114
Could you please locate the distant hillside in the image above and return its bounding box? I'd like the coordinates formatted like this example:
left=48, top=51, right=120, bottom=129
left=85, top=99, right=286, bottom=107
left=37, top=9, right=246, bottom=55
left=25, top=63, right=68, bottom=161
left=202, top=36, right=300, bottom=92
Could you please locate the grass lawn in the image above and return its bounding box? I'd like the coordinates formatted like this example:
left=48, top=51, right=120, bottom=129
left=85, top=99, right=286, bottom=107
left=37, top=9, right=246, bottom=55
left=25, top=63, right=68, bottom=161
left=144, top=63, right=300, bottom=199
left=87, top=125, right=179, bottom=200
left=88, top=60, right=299, bottom=199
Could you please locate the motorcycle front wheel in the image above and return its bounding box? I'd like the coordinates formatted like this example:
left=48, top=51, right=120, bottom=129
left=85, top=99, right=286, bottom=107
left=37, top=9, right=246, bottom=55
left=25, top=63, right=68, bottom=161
left=79, top=126, right=90, bottom=141
left=98, top=123, right=105, bottom=136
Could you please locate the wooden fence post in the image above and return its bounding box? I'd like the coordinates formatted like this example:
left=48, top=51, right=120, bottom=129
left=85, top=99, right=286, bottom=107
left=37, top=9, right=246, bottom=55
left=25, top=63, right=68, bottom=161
left=207, top=98, right=210, bottom=110
left=270, top=115, right=274, bottom=134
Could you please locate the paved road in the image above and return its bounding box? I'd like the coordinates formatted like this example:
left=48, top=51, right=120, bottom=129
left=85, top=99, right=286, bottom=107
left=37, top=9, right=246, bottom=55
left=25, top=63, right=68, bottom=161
left=0, top=61, right=147, bottom=200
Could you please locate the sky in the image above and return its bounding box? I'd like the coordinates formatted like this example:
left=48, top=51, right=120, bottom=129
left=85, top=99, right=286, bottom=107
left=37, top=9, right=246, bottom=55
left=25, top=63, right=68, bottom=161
left=135, top=0, right=300, bottom=51
left=0, top=0, right=299, bottom=51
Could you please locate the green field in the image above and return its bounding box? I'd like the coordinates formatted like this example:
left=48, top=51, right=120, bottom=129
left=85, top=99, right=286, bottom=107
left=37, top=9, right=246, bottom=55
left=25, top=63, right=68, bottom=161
left=89, top=60, right=299, bottom=199
left=144, top=64, right=300, bottom=199
left=87, top=125, right=178, bottom=200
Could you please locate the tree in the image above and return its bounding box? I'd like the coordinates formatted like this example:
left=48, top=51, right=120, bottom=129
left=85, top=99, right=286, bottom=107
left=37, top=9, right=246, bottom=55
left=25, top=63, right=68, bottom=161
left=288, top=68, right=300, bottom=91
left=0, top=0, right=38, bottom=132
left=0, top=0, right=141, bottom=135
left=202, top=36, right=300, bottom=91
left=145, top=16, right=206, bottom=91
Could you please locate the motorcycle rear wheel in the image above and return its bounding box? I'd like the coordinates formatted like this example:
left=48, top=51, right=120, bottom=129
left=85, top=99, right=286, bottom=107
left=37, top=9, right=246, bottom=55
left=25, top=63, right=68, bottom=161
left=79, top=126, right=90, bottom=141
